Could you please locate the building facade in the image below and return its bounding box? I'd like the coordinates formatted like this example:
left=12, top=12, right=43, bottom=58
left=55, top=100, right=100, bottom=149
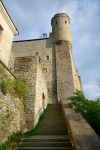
left=0, top=1, right=18, bottom=66
left=1, top=4, right=100, bottom=149
left=12, top=13, right=82, bottom=104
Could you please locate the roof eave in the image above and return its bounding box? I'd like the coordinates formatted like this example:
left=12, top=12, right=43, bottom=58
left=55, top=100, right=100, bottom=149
left=0, top=1, right=19, bottom=35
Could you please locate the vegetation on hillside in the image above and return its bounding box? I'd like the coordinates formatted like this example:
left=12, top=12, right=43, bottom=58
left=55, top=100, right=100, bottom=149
left=70, top=91, right=100, bottom=136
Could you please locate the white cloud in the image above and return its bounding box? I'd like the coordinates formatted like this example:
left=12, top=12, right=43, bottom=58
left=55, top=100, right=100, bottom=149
left=83, top=83, right=100, bottom=99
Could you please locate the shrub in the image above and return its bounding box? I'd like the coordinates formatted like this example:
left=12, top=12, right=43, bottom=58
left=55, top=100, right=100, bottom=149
left=70, top=91, right=100, bottom=136
left=0, top=76, right=28, bottom=98
left=0, top=76, right=14, bottom=95
left=14, top=80, right=28, bottom=98
left=1, top=110, right=15, bottom=131
left=0, top=100, right=3, bottom=109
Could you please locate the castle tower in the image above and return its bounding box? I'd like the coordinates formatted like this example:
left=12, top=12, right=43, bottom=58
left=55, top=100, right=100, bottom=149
left=51, top=13, right=72, bottom=44
left=51, top=13, right=75, bottom=102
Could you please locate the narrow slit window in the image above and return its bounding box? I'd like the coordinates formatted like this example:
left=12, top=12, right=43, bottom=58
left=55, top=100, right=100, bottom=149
left=46, top=55, right=49, bottom=60
left=42, top=93, right=45, bottom=99
left=0, top=25, right=3, bottom=41
left=35, top=52, right=38, bottom=55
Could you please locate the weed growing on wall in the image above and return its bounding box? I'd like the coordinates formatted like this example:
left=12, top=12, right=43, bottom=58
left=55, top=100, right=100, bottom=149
left=0, top=65, right=4, bottom=75
left=0, top=75, right=28, bottom=98
left=0, top=109, right=15, bottom=129
left=0, top=65, right=6, bottom=83
left=0, top=100, right=3, bottom=109
left=0, top=76, right=14, bottom=95
left=14, top=80, right=28, bottom=98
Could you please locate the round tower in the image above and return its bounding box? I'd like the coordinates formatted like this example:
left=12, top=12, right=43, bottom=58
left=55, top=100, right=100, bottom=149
left=51, top=13, right=72, bottom=44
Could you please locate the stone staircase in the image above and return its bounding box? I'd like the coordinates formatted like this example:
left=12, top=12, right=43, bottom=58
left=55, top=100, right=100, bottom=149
left=16, top=104, right=74, bottom=150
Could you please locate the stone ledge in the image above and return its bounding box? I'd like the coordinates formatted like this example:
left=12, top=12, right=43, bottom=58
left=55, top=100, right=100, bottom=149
left=61, top=102, right=100, bottom=150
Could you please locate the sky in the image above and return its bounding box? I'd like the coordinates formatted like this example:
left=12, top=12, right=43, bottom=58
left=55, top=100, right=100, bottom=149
left=2, top=0, right=100, bottom=99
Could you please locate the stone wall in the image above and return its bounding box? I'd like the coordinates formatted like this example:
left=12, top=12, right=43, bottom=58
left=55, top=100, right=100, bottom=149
left=55, top=42, right=74, bottom=102
left=70, top=49, right=82, bottom=91
left=0, top=62, right=25, bottom=143
left=0, top=92, right=25, bottom=143
left=0, top=54, right=48, bottom=143
left=12, top=38, right=53, bottom=103
left=35, top=61, right=48, bottom=125
left=14, top=56, right=48, bottom=128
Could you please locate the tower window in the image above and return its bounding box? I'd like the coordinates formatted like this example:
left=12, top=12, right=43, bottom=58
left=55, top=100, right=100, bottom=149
left=39, top=57, right=41, bottom=62
left=65, top=21, right=67, bottom=23
left=56, top=21, right=57, bottom=24
left=42, top=93, right=45, bottom=99
left=43, top=68, right=47, bottom=73
left=46, top=55, right=49, bottom=60
left=35, top=52, right=38, bottom=55
left=0, top=25, right=3, bottom=41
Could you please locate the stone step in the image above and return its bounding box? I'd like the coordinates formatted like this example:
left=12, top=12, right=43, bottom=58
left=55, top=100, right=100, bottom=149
left=45, top=109, right=62, bottom=111
left=44, top=114, right=62, bottom=116
left=37, top=125, right=66, bottom=127
left=37, top=122, right=67, bottom=126
left=35, top=126, right=67, bottom=129
left=41, top=114, right=63, bottom=117
left=45, top=110, right=62, bottom=113
left=35, top=130, right=67, bottom=133
left=38, top=119, right=66, bottom=122
left=39, top=118, right=65, bottom=121
left=16, top=147, right=73, bottom=150
left=41, top=117, right=64, bottom=120
left=18, top=142, right=72, bottom=147
left=47, top=104, right=61, bottom=107
left=38, top=123, right=66, bottom=126
left=16, top=104, right=73, bottom=150
left=35, top=127, right=67, bottom=131
left=35, top=132, right=67, bottom=135
left=21, top=138, right=70, bottom=142
left=42, top=118, right=64, bottom=120
left=45, top=110, right=62, bottom=112
left=43, top=113, right=63, bottom=114
left=21, top=135, right=69, bottom=139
